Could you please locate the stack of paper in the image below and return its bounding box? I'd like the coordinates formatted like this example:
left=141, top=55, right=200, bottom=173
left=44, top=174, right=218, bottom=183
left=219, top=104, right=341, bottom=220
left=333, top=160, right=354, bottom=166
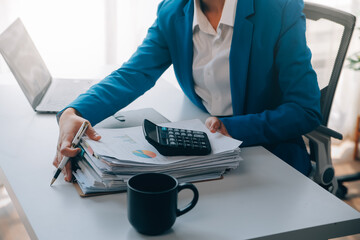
left=73, top=119, right=242, bottom=194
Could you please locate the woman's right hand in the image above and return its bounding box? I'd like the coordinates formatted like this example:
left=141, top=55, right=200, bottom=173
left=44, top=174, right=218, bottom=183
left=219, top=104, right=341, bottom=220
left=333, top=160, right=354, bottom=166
left=205, top=117, right=231, bottom=137
left=53, top=108, right=101, bottom=182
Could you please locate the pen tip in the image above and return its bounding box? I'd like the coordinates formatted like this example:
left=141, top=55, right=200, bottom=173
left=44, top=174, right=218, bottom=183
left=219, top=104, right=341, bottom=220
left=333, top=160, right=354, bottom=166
left=50, top=178, right=55, bottom=186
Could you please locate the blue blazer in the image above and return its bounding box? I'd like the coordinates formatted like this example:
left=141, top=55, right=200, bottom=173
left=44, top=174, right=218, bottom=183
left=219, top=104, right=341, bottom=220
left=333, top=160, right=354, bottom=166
left=67, top=0, right=321, bottom=175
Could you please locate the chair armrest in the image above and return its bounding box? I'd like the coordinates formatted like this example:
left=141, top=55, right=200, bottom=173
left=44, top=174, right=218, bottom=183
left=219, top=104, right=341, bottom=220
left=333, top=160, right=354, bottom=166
left=313, top=125, right=343, bottom=140
left=304, top=125, right=340, bottom=194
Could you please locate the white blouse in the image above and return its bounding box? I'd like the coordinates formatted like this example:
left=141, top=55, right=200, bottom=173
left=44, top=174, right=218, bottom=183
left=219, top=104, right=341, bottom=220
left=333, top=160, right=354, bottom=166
left=192, top=0, right=237, bottom=116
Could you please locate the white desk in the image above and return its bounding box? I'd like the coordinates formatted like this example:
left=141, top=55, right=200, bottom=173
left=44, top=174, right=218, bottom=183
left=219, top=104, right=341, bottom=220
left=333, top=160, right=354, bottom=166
left=0, top=73, right=359, bottom=240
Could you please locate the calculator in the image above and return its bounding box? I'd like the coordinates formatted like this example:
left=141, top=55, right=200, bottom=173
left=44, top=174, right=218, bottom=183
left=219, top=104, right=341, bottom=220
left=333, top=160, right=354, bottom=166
left=142, top=119, right=212, bottom=156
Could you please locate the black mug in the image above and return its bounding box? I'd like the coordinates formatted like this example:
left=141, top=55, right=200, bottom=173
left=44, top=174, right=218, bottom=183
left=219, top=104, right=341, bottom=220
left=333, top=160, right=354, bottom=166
left=127, top=173, right=199, bottom=235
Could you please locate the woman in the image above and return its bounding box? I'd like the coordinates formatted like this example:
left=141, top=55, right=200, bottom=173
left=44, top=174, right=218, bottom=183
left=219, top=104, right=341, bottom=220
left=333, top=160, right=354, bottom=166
left=54, top=0, right=321, bottom=181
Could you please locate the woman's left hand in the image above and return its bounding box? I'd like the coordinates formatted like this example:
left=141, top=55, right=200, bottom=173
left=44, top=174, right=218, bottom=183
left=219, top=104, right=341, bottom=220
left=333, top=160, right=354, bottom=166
left=205, top=117, right=231, bottom=137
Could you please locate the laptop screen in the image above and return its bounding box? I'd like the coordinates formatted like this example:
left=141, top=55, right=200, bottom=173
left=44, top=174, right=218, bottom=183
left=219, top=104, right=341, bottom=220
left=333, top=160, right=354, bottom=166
left=0, top=18, right=51, bottom=108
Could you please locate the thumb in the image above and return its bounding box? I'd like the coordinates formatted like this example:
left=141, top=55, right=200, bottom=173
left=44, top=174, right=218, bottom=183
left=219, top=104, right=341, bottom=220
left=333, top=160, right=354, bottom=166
left=60, top=139, right=81, bottom=157
left=86, top=124, right=101, bottom=141
left=209, top=120, right=220, bottom=133
left=205, top=117, right=220, bottom=133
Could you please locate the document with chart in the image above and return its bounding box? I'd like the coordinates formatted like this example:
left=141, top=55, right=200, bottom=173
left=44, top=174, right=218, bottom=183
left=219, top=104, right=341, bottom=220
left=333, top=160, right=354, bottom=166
left=73, top=119, right=243, bottom=195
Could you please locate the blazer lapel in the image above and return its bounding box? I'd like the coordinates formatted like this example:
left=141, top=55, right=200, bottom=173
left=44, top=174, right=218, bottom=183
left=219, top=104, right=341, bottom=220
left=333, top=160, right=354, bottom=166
left=230, top=0, right=255, bottom=115
left=174, top=1, right=206, bottom=109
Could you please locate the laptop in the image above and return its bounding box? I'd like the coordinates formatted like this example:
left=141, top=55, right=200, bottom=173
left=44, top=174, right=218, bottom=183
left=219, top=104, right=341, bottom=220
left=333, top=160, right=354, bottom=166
left=0, top=18, right=96, bottom=113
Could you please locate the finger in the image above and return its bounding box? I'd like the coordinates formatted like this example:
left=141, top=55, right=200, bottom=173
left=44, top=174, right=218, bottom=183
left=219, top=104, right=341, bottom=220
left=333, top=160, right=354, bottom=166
left=62, top=167, right=67, bottom=180
left=205, top=117, right=213, bottom=129
left=205, top=117, right=219, bottom=133
left=209, top=120, right=220, bottom=133
left=53, top=155, right=58, bottom=167
left=59, top=139, right=81, bottom=157
left=63, top=161, right=72, bottom=182
left=86, top=124, right=101, bottom=141
left=53, top=141, right=62, bottom=167
left=61, top=147, right=81, bottom=158
left=53, top=149, right=63, bottom=167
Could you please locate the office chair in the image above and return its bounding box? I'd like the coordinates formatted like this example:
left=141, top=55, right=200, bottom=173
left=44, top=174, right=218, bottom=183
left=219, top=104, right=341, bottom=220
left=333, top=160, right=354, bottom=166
left=302, top=2, right=356, bottom=197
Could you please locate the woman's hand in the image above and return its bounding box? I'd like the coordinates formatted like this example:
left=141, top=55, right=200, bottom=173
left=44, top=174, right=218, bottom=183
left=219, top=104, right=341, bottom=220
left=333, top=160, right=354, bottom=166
left=53, top=108, right=101, bottom=182
left=205, top=117, right=231, bottom=137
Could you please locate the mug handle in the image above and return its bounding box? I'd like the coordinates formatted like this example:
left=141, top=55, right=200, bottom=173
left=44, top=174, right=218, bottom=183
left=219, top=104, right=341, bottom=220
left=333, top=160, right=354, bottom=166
left=176, top=183, right=199, bottom=217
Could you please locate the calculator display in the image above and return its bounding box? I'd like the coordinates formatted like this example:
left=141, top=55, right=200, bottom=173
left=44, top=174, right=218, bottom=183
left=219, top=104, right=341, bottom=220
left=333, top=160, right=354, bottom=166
left=145, top=119, right=158, bottom=142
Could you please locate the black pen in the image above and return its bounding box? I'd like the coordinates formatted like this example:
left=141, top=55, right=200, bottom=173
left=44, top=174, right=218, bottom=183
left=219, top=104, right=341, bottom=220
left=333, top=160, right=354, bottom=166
left=50, top=121, right=89, bottom=186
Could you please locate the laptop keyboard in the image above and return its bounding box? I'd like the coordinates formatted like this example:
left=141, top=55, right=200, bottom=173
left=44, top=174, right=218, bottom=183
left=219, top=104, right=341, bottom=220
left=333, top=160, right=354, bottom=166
left=37, top=78, right=94, bottom=112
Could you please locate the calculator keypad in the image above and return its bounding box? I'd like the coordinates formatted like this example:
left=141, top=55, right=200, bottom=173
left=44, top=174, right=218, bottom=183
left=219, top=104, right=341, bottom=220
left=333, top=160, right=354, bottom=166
left=159, top=127, right=209, bottom=150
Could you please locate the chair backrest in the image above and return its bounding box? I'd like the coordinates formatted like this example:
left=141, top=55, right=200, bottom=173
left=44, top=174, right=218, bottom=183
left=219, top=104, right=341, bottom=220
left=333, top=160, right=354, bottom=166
left=303, top=2, right=356, bottom=125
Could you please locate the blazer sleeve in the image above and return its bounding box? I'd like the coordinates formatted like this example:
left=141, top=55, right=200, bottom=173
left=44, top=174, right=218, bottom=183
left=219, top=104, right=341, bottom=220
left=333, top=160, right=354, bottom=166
left=220, top=0, right=322, bottom=147
left=65, top=2, right=171, bottom=126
